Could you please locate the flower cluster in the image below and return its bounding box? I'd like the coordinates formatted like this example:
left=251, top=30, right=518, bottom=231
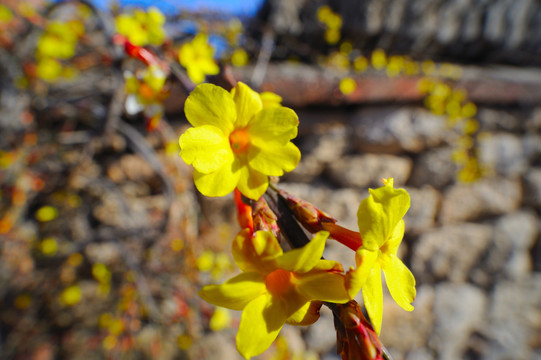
left=35, top=19, right=85, bottom=82
left=115, top=7, right=166, bottom=47
left=124, top=64, right=169, bottom=130
left=178, top=80, right=416, bottom=359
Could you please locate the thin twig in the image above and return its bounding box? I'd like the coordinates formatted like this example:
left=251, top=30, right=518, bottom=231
left=251, top=26, right=275, bottom=89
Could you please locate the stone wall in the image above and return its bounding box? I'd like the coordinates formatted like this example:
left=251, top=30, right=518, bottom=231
left=236, top=64, right=541, bottom=359
left=259, top=0, right=541, bottom=66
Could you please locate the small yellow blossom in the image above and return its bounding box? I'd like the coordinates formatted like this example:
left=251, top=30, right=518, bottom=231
left=179, top=82, right=300, bottom=200
left=339, top=77, right=356, bottom=95
left=40, top=237, right=58, bottom=256
left=209, top=307, right=232, bottom=331
left=353, top=55, right=368, bottom=73
left=371, top=49, right=387, bottom=70
left=124, top=65, right=168, bottom=127
left=115, top=7, right=166, bottom=47
left=60, top=284, right=82, bottom=306
left=178, top=33, right=220, bottom=84
left=0, top=4, right=13, bottom=23
left=199, top=230, right=350, bottom=359
left=231, top=48, right=249, bottom=67
left=348, top=178, right=415, bottom=334
left=36, top=206, right=58, bottom=222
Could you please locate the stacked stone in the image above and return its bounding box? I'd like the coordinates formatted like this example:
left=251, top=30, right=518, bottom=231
left=260, top=0, right=541, bottom=66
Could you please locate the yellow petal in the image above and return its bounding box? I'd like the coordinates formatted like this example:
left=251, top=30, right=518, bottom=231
left=184, top=83, right=236, bottom=134
left=187, top=66, right=206, bottom=84
left=295, top=271, right=350, bottom=303
left=260, top=91, right=282, bottom=108
left=248, top=107, right=299, bottom=147
left=276, top=231, right=328, bottom=273
left=179, top=125, right=232, bottom=174
left=311, top=259, right=344, bottom=272
left=198, top=59, right=220, bottom=76
left=384, top=219, right=405, bottom=256
left=248, top=141, right=301, bottom=176
left=235, top=164, right=268, bottom=200
left=236, top=294, right=287, bottom=359
left=362, top=264, right=383, bottom=335
left=232, top=229, right=282, bottom=273
left=285, top=300, right=322, bottom=326
left=357, top=180, right=410, bottom=250
left=199, top=272, right=266, bottom=311
left=193, top=158, right=240, bottom=197
left=346, top=248, right=378, bottom=299
left=382, top=255, right=415, bottom=312
left=231, top=82, right=262, bottom=128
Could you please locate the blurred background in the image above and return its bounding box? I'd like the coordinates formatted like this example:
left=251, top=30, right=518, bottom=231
left=1, top=0, right=540, bottom=359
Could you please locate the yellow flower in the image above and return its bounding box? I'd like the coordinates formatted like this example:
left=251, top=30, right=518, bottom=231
left=200, top=229, right=350, bottom=359
left=339, top=77, right=356, bottom=95
left=115, top=7, right=166, bottom=47
left=37, top=20, right=81, bottom=59
left=178, top=33, right=220, bottom=84
left=179, top=82, right=300, bottom=200
left=348, top=178, right=415, bottom=334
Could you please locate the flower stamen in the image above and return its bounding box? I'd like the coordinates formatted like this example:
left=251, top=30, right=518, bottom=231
left=265, top=268, right=294, bottom=298
left=229, top=128, right=250, bottom=154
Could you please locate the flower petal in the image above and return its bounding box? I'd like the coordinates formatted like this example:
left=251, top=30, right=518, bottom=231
left=357, top=180, right=410, bottom=250
left=248, top=141, right=301, bottom=176
left=348, top=248, right=378, bottom=299
left=179, top=125, right=232, bottom=174
left=232, top=229, right=282, bottom=274
left=184, top=83, right=236, bottom=134
left=187, top=66, right=205, bottom=84
left=384, top=219, right=405, bottom=256
left=362, top=264, right=383, bottom=335
left=236, top=164, right=268, bottom=200
left=296, top=270, right=350, bottom=303
left=236, top=294, right=287, bottom=359
left=198, top=272, right=266, bottom=311
left=193, top=158, right=240, bottom=197
left=231, top=82, right=262, bottom=128
left=277, top=231, right=328, bottom=273
left=382, top=255, right=415, bottom=312
left=285, top=300, right=322, bottom=326
left=248, top=107, right=299, bottom=147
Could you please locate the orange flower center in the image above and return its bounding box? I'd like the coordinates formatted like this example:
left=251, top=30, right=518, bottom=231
left=229, top=128, right=250, bottom=154
left=265, top=268, right=294, bottom=298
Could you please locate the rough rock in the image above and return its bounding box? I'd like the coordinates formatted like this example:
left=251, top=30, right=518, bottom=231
left=430, top=283, right=487, bottom=360
left=350, top=107, right=450, bottom=154
left=304, top=306, right=338, bottom=354
left=485, top=276, right=541, bottom=360
left=472, top=211, right=539, bottom=286
left=412, top=224, right=493, bottom=283
left=381, top=285, right=435, bottom=357
left=477, top=108, right=523, bottom=132
left=439, top=177, right=522, bottom=224
left=494, top=211, right=539, bottom=280
left=326, top=154, right=412, bottom=188
left=522, top=133, right=541, bottom=164
left=403, top=186, right=441, bottom=235
left=525, top=107, right=541, bottom=131
left=478, top=133, right=526, bottom=177
left=283, top=153, right=325, bottom=183
left=409, top=146, right=457, bottom=188
left=298, top=121, right=351, bottom=163
left=523, top=167, right=541, bottom=208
